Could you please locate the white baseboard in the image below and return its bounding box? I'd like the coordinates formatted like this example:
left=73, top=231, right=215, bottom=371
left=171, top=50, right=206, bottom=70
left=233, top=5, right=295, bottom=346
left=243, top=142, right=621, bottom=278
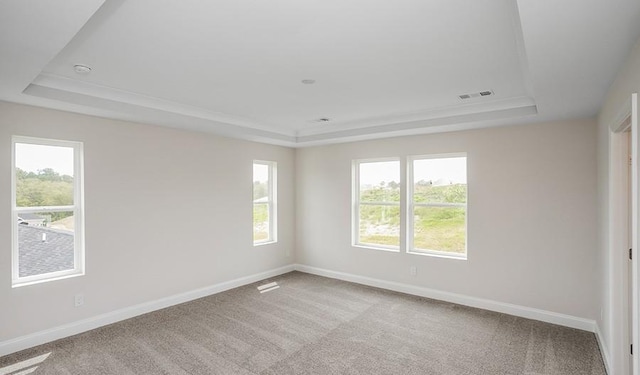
left=294, top=264, right=596, bottom=332
left=1, top=263, right=599, bottom=359
left=594, top=323, right=612, bottom=374
left=0, top=264, right=295, bottom=357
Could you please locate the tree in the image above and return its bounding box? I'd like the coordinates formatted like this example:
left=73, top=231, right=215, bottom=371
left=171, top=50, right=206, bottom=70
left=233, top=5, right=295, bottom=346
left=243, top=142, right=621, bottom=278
left=37, top=168, right=62, bottom=181
left=15, top=168, right=74, bottom=222
left=253, top=181, right=268, bottom=200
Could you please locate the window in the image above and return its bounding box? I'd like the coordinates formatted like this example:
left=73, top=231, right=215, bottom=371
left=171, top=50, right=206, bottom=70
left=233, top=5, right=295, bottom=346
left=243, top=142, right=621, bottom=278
left=352, top=159, right=401, bottom=250
left=253, top=161, right=277, bottom=245
left=352, top=154, right=467, bottom=258
left=12, top=136, right=85, bottom=287
left=408, top=154, right=467, bottom=257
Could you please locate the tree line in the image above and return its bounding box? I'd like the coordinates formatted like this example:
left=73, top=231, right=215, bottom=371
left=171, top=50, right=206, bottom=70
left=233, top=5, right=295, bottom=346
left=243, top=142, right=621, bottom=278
left=361, top=180, right=466, bottom=203
left=16, top=168, right=74, bottom=222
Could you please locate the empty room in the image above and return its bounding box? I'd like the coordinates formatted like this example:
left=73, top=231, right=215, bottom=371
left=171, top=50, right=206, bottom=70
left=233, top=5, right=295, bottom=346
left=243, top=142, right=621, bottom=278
left=1, top=0, right=640, bottom=374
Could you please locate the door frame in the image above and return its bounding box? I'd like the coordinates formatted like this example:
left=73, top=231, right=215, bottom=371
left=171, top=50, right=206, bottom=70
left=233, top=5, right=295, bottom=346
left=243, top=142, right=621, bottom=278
left=610, top=93, right=636, bottom=375
left=632, top=92, right=639, bottom=375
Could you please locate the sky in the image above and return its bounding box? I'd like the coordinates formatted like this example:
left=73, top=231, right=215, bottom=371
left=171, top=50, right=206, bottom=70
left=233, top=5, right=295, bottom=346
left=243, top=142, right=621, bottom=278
left=360, top=161, right=399, bottom=186
left=253, top=163, right=269, bottom=183
left=15, top=143, right=74, bottom=176
left=360, top=157, right=466, bottom=186
left=14, top=146, right=465, bottom=184
left=414, top=157, right=466, bottom=184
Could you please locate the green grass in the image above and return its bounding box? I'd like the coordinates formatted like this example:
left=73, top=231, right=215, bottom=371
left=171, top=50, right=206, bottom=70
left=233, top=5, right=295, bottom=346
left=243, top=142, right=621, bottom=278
left=357, top=204, right=465, bottom=252
left=413, top=206, right=465, bottom=253
left=358, top=204, right=400, bottom=247
left=358, top=184, right=467, bottom=253
left=253, top=204, right=269, bottom=242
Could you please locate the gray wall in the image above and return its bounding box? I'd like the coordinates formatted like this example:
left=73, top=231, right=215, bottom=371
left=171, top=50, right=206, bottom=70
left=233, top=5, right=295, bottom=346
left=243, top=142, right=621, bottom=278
left=296, top=119, right=598, bottom=319
left=0, top=101, right=295, bottom=342
left=0, top=99, right=602, bottom=355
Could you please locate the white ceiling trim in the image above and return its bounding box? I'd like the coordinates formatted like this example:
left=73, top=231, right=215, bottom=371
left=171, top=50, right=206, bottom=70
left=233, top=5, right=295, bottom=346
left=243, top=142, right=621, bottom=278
left=509, top=0, right=535, bottom=100
left=23, top=83, right=297, bottom=146
left=29, top=71, right=538, bottom=143
left=24, top=76, right=537, bottom=147
left=296, top=96, right=537, bottom=137
left=32, top=73, right=294, bottom=137
left=296, top=102, right=538, bottom=146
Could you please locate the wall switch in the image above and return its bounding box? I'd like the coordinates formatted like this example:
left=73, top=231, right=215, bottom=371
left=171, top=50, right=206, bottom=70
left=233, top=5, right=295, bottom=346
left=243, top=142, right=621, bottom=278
left=410, top=266, right=417, bottom=277
left=74, top=293, right=84, bottom=307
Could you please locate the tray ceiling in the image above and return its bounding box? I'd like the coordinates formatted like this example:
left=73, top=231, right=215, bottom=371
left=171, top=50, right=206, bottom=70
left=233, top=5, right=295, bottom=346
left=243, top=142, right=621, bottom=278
left=2, top=0, right=639, bottom=146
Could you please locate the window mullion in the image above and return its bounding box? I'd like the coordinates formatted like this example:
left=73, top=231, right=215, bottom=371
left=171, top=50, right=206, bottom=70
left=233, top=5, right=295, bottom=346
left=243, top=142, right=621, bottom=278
left=359, top=201, right=400, bottom=206
left=413, top=202, right=466, bottom=208
left=14, top=205, right=76, bottom=213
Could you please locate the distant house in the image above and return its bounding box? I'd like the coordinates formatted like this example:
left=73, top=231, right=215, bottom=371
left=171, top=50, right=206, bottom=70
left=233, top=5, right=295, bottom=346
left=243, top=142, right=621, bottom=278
left=18, top=213, right=47, bottom=227
left=18, top=225, right=74, bottom=278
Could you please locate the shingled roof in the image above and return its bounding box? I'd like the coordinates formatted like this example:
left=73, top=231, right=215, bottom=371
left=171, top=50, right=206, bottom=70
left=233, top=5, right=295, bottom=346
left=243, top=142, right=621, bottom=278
left=18, top=225, right=74, bottom=277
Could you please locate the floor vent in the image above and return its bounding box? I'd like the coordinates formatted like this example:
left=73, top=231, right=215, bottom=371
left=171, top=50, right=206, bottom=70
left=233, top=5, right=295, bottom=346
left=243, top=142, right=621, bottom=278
left=459, top=90, right=494, bottom=100
left=257, top=282, right=280, bottom=293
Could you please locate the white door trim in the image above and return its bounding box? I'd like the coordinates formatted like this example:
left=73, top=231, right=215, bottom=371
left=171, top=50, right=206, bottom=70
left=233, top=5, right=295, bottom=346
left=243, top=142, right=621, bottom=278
left=609, top=93, right=638, bottom=375
left=632, top=92, right=639, bottom=375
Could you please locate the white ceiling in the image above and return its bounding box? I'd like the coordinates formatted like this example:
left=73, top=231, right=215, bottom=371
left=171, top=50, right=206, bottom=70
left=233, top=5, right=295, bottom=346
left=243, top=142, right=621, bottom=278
left=1, top=0, right=639, bottom=147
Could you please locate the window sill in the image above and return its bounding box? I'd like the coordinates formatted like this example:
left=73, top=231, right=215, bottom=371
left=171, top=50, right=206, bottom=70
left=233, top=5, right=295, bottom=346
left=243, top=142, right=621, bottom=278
left=352, top=244, right=400, bottom=253
left=254, top=240, right=277, bottom=247
left=12, top=271, right=84, bottom=288
left=407, top=250, right=467, bottom=260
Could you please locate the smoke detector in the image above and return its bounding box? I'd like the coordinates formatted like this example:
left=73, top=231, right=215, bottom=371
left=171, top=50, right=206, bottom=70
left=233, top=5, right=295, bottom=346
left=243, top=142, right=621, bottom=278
left=73, top=64, right=92, bottom=75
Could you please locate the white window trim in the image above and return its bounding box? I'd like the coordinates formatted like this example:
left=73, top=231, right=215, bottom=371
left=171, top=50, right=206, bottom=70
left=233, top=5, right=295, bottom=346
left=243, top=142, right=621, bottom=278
left=11, top=136, right=85, bottom=287
left=407, top=153, right=467, bottom=259
left=253, top=160, right=277, bottom=246
left=352, top=157, right=402, bottom=252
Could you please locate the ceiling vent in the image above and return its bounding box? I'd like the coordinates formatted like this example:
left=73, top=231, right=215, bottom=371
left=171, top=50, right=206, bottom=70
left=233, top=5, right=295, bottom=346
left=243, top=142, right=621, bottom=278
left=459, top=90, right=494, bottom=100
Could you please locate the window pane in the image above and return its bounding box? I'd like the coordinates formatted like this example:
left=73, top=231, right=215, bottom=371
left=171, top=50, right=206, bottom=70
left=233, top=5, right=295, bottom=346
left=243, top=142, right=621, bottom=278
left=18, top=211, right=75, bottom=277
left=253, top=203, right=269, bottom=242
left=253, top=163, right=269, bottom=201
left=253, top=161, right=276, bottom=245
left=15, top=143, right=74, bottom=207
left=413, top=157, right=466, bottom=204
left=413, top=206, right=465, bottom=254
left=359, top=161, right=400, bottom=203
left=358, top=204, right=400, bottom=247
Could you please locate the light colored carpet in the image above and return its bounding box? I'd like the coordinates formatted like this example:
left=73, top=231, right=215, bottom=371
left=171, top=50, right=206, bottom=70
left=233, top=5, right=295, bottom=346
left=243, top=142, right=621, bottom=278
left=0, top=271, right=606, bottom=374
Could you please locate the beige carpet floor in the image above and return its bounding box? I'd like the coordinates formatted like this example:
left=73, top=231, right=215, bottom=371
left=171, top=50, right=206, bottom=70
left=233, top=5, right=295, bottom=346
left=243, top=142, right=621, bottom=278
left=0, top=271, right=606, bottom=374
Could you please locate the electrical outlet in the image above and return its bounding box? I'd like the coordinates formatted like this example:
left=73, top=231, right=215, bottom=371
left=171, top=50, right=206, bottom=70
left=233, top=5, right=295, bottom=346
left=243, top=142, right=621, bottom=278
left=74, top=293, right=84, bottom=307
left=410, top=266, right=417, bottom=277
